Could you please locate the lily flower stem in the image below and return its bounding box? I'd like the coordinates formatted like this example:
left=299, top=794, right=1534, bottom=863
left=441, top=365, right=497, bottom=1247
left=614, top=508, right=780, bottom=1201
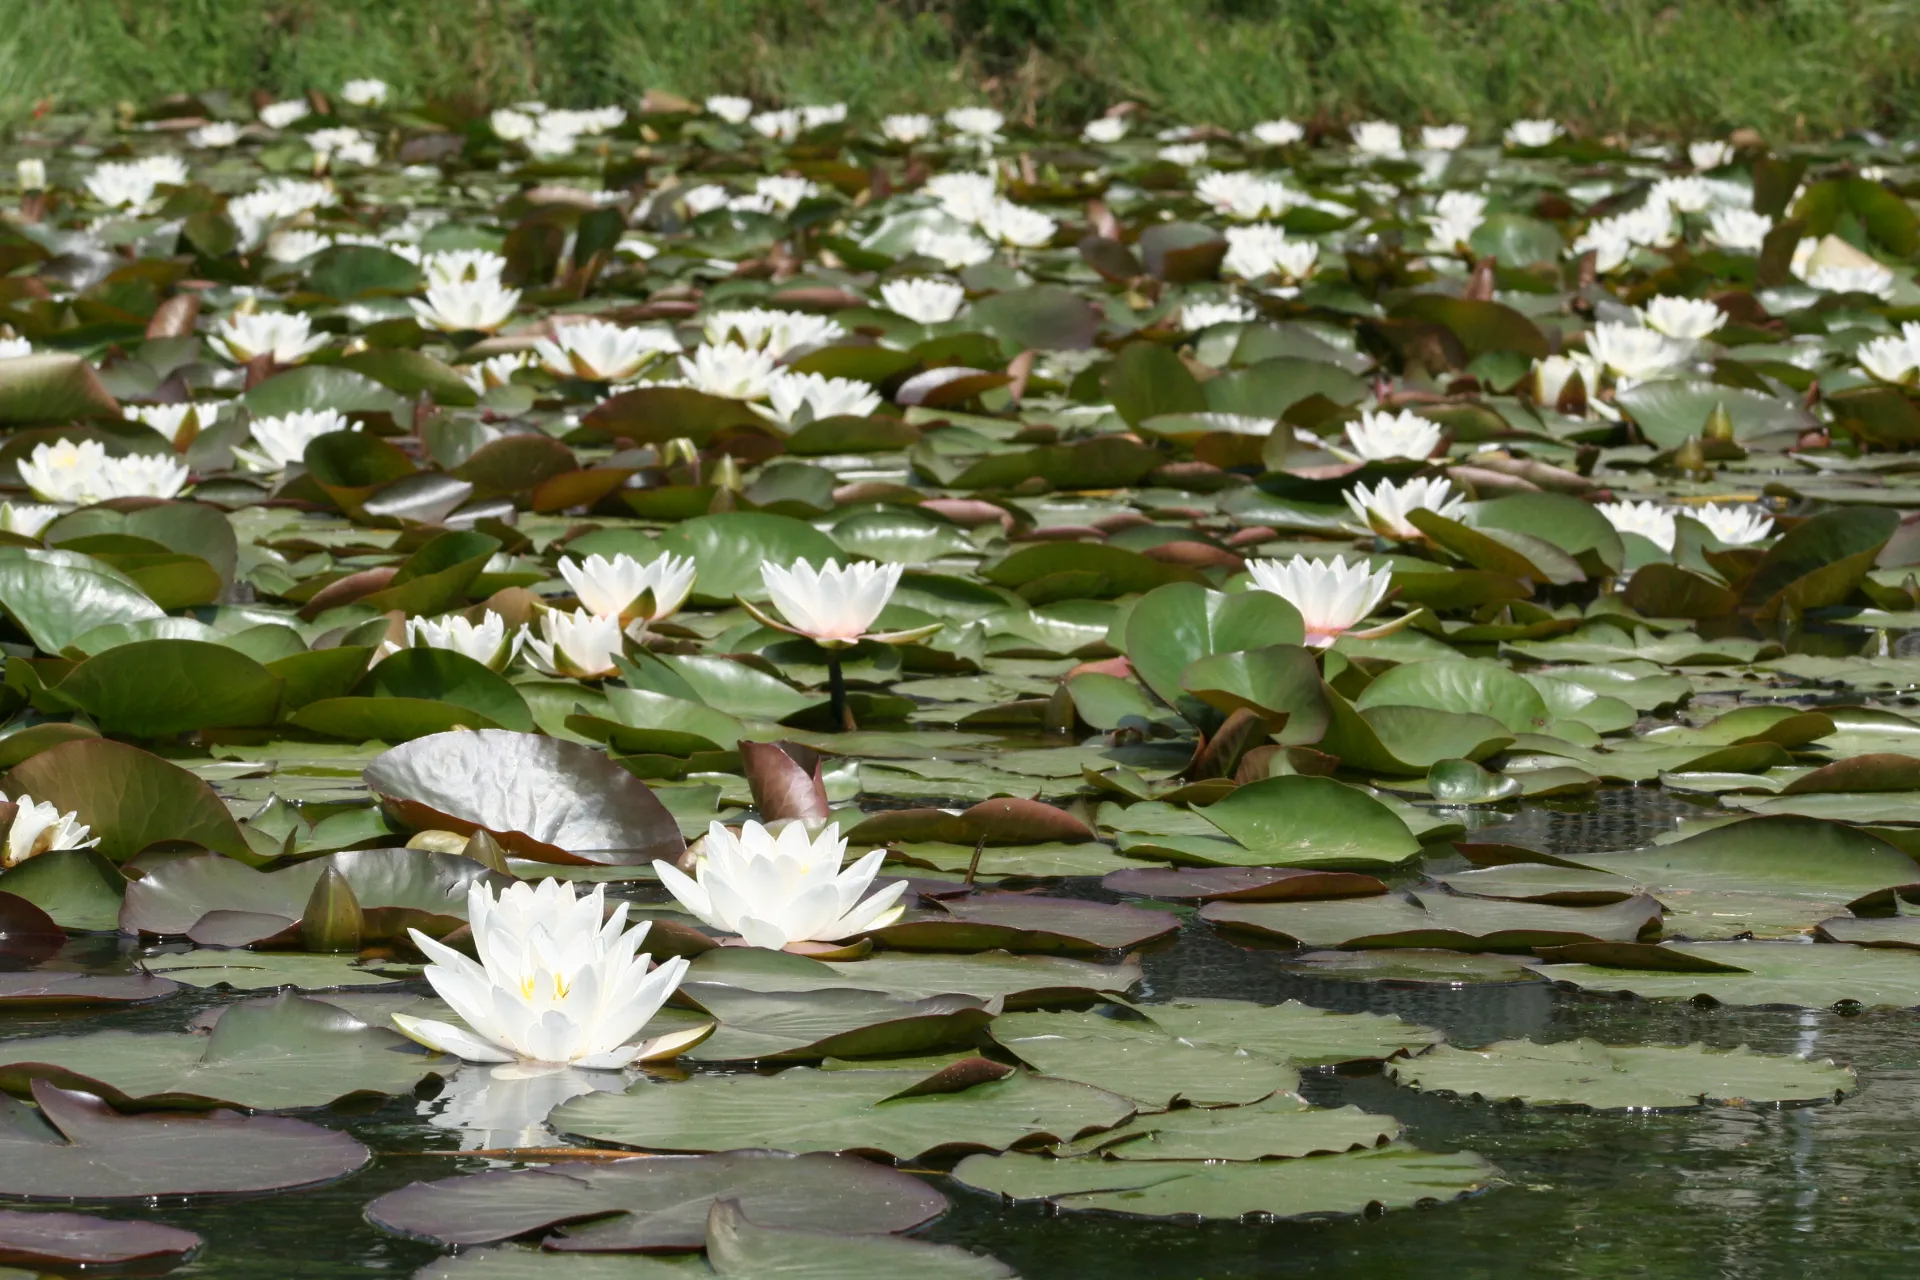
left=827, top=653, right=856, bottom=732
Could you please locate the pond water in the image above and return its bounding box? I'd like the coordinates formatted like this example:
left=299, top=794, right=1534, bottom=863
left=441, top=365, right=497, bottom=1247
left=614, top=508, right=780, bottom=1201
left=11, top=787, right=1910, bottom=1280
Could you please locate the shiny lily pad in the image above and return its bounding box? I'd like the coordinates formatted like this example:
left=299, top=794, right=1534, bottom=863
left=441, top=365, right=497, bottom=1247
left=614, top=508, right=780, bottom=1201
left=678, top=985, right=993, bottom=1063
left=141, top=951, right=420, bottom=990
left=1529, top=941, right=1920, bottom=1007
left=990, top=1007, right=1297, bottom=1107
left=682, top=946, right=1141, bottom=1004
left=367, top=1149, right=946, bottom=1251
left=0, top=1209, right=200, bottom=1268
left=1063, top=1093, right=1401, bottom=1160
left=1202, top=891, right=1663, bottom=951
left=0, top=972, right=180, bottom=1007
left=1101, top=865, right=1388, bottom=901
left=951, top=1142, right=1498, bottom=1219
left=1387, top=1038, right=1855, bottom=1109
left=870, top=892, right=1179, bottom=954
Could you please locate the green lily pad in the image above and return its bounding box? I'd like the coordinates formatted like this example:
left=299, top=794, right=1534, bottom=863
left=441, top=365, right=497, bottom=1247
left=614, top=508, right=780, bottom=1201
left=1387, top=1038, right=1855, bottom=1109
left=1063, top=1093, right=1401, bottom=1160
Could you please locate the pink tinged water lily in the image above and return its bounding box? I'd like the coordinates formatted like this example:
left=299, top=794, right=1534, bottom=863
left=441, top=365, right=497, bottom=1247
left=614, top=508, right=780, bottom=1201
left=654, top=820, right=908, bottom=950
left=394, top=880, right=702, bottom=1069
left=1344, top=475, right=1467, bottom=539
left=1596, top=500, right=1677, bottom=552
left=556, top=552, right=697, bottom=625
left=4, top=795, right=96, bottom=867
left=747, top=557, right=939, bottom=648
left=521, top=609, right=625, bottom=678
left=1245, top=554, right=1396, bottom=648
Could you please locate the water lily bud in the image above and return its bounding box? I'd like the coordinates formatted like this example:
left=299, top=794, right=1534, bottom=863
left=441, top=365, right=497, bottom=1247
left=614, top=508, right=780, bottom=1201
left=1703, top=400, right=1735, bottom=441
left=707, top=452, right=743, bottom=492
left=301, top=866, right=364, bottom=953
left=460, top=829, right=512, bottom=874
left=15, top=159, right=45, bottom=192
left=1671, top=434, right=1710, bottom=477
left=406, top=829, right=472, bottom=855
left=660, top=437, right=700, bottom=468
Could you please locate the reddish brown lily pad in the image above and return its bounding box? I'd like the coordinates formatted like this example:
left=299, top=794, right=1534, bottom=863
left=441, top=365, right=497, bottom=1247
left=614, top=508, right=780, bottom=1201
left=871, top=892, right=1180, bottom=954
left=1102, top=866, right=1389, bottom=902
left=0, top=1209, right=200, bottom=1268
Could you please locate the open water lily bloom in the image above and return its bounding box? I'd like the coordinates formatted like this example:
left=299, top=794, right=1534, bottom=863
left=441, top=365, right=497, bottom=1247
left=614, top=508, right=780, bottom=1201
left=394, top=880, right=701, bottom=1069
left=1338, top=409, right=1443, bottom=462
left=19, top=440, right=187, bottom=504
left=1638, top=296, right=1726, bottom=341
left=1344, top=475, right=1468, bottom=538
left=532, top=319, right=678, bottom=382
left=410, top=277, right=521, bottom=334
left=403, top=613, right=523, bottom=669
left=705, top=95, right=753, bottom=124
left=881, top=113, right=933, bottom=144
left=1246, top=554, right=1396, bottom=648
left=556, top=552, right=697, bottom=624
left=0, top=502, right=59, bottom=538
left=1597, top=499, right=1677, bottom=552
left=212, top=311, right=328, bottom=364
left=4, top=795, right=96, bottom=867
left=127, top=401, right=222, bottom=448
left=654, top=820, right=908, bottom=950
left=879, top=277, right=966, bottom=324
left=765, top=371, right=883, bottom=425
left=1584, top=323, right=1690, bottom=383
left=676, top=343, right=779, bottom=400
left=748, top=557, right=939, bottom=648
left=233, top=409, right=354, bottom=474
left=1694, top=503, right=1775, bottom=546
left=523, top=608, right=626, bottom=678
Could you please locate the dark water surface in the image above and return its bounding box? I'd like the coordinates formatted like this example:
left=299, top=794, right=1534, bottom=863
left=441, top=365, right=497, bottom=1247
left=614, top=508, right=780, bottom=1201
left=8, top=787, right=1916, bottom=1279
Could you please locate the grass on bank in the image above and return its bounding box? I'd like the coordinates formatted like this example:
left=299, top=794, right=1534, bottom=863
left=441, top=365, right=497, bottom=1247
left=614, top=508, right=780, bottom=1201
left=4, top=0, right=1919, bottom=137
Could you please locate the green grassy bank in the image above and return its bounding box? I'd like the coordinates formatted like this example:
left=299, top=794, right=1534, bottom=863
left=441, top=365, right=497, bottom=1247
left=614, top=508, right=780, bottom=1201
left=5, top=0, right=1918, bottom=137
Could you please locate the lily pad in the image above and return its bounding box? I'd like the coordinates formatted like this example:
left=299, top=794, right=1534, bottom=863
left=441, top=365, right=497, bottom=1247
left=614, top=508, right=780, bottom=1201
left=870, top=892, right=1179, bottom=953
left=1387, top=1038, right=1855, bottom=1109
left=990, top=1008, right=1297, bottom=1107
left=0, top=1209, right=200, bottom=1268
left=1063, top=1093, right=1401, bottom=1160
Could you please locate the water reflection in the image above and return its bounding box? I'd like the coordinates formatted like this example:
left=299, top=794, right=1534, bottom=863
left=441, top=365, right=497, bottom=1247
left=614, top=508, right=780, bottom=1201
left=420, top=1062, right=628, bottom=1150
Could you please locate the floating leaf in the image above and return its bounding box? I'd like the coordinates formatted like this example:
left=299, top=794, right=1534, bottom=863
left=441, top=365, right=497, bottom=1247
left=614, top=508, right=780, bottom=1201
left=1387, top=1038, right=1855, bottom=1109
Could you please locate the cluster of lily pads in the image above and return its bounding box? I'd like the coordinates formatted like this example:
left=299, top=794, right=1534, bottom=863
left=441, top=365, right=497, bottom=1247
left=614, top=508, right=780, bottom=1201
left=0, top=76, right=1913, bottom=1277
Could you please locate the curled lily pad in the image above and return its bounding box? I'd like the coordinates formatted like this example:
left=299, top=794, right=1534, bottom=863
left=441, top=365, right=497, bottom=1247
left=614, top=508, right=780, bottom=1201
left=120, top=848, right=502, bottom=945
left=552, top=1060, right=1135, bottom=1159
left=0, top=992, right=449, bottom=1110
left=368, top=1150, right=945, bottom=1251
left=0, top=1209, right=200, bottom=1268
left=364, top=731, right=686, bottom=866
left=1387, top=1038, right=1855, bottom=1109
left=0, top=1080, right=368, bottom=1198
left=951, top=1142, right=1498, bottom=1219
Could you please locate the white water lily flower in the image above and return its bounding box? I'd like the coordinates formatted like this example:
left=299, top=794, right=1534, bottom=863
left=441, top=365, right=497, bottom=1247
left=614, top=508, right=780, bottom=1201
left=0, top=503, right=60, bottom=538
left=491, top=109, right=536, bottom=142
left=1340, top=409, right=1443, bottom=462
left=461, top=352, right=533, bottom=395
left=308, top=127, right=374, bottom=164
left=1083, top=116, right=1129, bottom=144
left=1585, top=322, right=1690, bottom=382
left=532, top=320, right=678, bottom=382
left=1505, top=119, right=1562, bottom=148
left=1427, top=189, right=1487, bottom=249
left=766, top=371, right=883, bottom=426
left=1531, top=352, right=1604, bottom=407
left=800, top=104, right=846, bottom=130
left=1689, top=140, right=1734, bottom=170
left=1158, top=142, right=1208, bottom=167
left=1639, top=296, right=1725, bottom=341
left=1350, top=121, right=1403, bottom=157
left=1250, top=119, right=1304, bottom=146
left=258, top=99, right=310, bottom=130
left=754, top=175, right=820, bottom=213
left=522, top=608, right=625, bottom=678
left=1421, top=124, right=1469, bottom=151
left=880, top=277, right=966, bottom=324
left=557, top=552, right=697, bottom=624
left=212, top=311, right=327, bottom=364
left=1195, top=172, right=1296, bottom=220
left=676, top=343, right=779, bottom=400
left=422, top=249, right=508, bottom=288
left=0, top=338, right=29, bottom=360
left=341, top=78, right=389, bottom=107
left=188, top=122, right=242, bottom=149
left=127, top=401, right=222, bottom=447
left=655, top=820, right=907, bottom=950
left=923, top=171, right=1000, bottom=223
left=395, top=880, right=697, bottom=1069
left=701, top=309, right=843, bottom=358
left=1246, top=555, right=1394, bottom=648
left=15, top=159, right=45, bottom=192
left=749, top=109, right=802, bottom=141
left=1707, top=208, right=1773, bottom=252
left=1572, top=219, right=1635, bottom=274
left=706, top=95, right=754, bottom=124
left=1807, top=264, right=1896, bottom=299
left=1182, top=299, right=1257, bottom=330
left=4, top=796, right=96, bottom=868
left=1223, top=224, right=1318, bottom=282
left=84, top=157, right=186, bottom=210
left=881, top=113, right=933, bottom=144
left=410, top=277, right=521, bottom=333
left=1693, top=503, right=1775, bottom=546
left=751, top=557, right=934, bottom=648
left=233, top=408, right=354, bottom=473
left=20, top=440, right=186, bottom=504
left=945, top=106, right=1004, bottom=140
left=403, top=613, right=522, bottom=669
left=978, top=199, right=1057, bottom=248
left=1344, top=475, right=1467, bottom=539
left=1596, top=500, right=1677, bottom=552
left=912, top=227, right=994, bottom=269
left=265, top=229, right=331, bottom=263
left=1616, top=200, right=1679, bottom=249
left=1856, top=334, right=1920, bottom=384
